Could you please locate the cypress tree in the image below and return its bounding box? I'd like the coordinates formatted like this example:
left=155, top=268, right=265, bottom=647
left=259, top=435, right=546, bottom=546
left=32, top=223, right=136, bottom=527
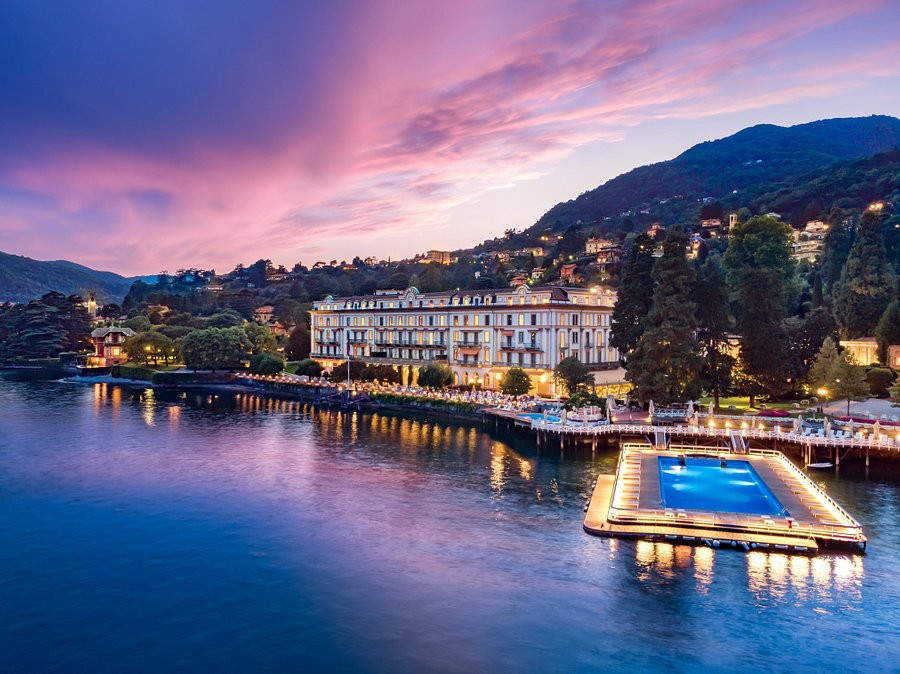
left=627, top=227, right=701, bottom=403
left=610, top=233, right=655, bottom=366
left=833, top=209, right=894, bottom=338
left=694, top=255, right=734, bottom=409
left=812, top=272, right=824, bottom=308
left=723, top=216, right=795, bottom=405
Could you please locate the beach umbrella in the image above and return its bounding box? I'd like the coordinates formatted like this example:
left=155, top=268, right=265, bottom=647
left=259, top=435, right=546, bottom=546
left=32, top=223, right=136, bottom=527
left=648, top=400, right=655, bottom=417
left=792, top=417, right=800, bottom=433
left=686, top=400, right=694, bottom=417
left=825, top=420, right=832, bottom=436
left=708, top=401, right=714, bottom=416
left=543, top=410, right=548, bottom=423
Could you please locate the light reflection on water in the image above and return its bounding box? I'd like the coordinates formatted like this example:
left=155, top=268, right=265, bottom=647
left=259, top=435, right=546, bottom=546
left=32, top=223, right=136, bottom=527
left=2, top=379, right=898, bottom=671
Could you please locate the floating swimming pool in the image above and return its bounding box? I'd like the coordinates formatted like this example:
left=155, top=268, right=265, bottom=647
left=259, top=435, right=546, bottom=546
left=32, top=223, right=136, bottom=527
left=658, top=457, right=788, bottom=517
left=520, top=412, right=562, bottom=423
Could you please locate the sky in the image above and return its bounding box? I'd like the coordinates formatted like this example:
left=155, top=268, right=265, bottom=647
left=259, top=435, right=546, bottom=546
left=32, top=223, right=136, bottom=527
left=0, top=0, right=898, bottom=275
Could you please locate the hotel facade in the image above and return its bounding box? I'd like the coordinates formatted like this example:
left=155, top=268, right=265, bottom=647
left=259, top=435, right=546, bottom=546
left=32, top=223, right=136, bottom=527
left=309, top=284, right=626, bottom=397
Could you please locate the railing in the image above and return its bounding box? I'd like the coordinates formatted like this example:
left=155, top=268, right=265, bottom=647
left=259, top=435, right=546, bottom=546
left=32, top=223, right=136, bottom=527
left=499, top=343, right=542, bottom=351
left=526, top=418, right=900, bottom=454
left=607, top=446, right=863, bottom=540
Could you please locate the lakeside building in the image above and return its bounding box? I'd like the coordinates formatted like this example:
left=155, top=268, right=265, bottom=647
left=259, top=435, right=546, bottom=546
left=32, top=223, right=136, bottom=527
left=88, top=325, right=135, bottom=366
left=309, top=284, right=625, bottom=397
left=425, top=250, right=454, bottom=264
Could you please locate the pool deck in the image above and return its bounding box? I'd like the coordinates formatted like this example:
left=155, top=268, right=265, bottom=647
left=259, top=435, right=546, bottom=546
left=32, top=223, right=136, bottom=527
left=584, top=446, right=867, bottom=554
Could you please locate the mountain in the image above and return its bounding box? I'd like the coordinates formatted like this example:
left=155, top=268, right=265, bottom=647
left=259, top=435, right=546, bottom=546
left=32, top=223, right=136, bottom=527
left=0, top=251, right=153, bottom=304
left=523, top=115, right=900, bottom=238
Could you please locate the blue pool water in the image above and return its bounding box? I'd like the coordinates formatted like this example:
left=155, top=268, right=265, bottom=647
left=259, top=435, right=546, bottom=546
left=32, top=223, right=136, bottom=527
left=658, top=457, right=788, bottom=516
left=520, top=412, right=561, bottom=423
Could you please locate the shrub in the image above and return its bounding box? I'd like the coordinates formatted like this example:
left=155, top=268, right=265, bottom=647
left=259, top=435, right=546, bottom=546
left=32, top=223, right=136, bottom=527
left=249, top=352, right=284, bottom=375
left=370, top=392, right=478, bottom=413
left=295, top=358, right=324, bottom=377
left=112, top=364, right=156, bottom=381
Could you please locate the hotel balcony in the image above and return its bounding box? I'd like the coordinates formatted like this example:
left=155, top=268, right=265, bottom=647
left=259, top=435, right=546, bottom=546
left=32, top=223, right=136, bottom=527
left=490, top=361, right=550, bottom=370
left=499, top=342, right=542, bottom=351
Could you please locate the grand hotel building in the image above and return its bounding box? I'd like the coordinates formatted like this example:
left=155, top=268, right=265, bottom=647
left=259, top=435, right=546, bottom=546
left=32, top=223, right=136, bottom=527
left=309, top=284, right=626, bottom=397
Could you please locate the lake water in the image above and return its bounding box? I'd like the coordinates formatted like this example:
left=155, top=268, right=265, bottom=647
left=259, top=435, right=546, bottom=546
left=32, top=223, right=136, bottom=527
left=1, top=377, right=898, bottom=672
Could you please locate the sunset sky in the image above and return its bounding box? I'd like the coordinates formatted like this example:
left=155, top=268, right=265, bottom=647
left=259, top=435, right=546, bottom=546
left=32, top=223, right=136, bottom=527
left=1, top=0, right=898, bottom=275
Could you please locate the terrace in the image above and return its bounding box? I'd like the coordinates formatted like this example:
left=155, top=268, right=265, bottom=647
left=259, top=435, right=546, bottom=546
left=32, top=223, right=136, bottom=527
left=585, top=445, right=866, bottom=554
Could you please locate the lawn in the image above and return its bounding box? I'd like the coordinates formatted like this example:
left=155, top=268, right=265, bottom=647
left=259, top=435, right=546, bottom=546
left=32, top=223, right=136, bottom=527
left=696, top=396, right=806, bottom=414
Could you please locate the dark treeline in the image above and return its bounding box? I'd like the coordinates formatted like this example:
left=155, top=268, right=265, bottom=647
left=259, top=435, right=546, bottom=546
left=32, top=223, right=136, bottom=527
left=612, top=207, right=899, bottom=406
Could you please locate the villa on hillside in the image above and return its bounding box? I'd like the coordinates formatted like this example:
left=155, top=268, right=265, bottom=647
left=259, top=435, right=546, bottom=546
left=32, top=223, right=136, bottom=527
left=88, top=326, right=135, bottom=367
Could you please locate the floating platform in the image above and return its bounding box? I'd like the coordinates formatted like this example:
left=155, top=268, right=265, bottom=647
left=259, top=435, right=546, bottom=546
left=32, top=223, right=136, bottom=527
left=584, top=446, right=866, bottom=555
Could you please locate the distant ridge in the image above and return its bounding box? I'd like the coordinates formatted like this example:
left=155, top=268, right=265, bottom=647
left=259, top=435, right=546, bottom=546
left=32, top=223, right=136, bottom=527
left=515, top=115, right=900, bottom=239
left=0, top=251, right=153, bottom=303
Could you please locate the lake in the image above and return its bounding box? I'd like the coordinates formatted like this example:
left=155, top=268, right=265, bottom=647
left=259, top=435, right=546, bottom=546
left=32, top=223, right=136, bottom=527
left=1, top=377, right=898, bottom=672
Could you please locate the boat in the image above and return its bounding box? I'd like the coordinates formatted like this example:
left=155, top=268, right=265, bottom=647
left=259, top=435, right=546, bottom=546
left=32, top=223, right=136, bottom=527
left=807, top=462, right=834, bottom=470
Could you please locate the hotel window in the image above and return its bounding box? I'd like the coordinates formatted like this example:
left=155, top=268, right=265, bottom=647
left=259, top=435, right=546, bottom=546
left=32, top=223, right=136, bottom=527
left=483, top=330, right=490, bottom=342
left=484, top=315, right=490, bottom=326
left=572, top=314, right=579, bottom=326
left=440, top=316, right=446, bottom=326
left=506, top=314, right=513, bottom=326
left=428, top=316, right=434, bottom=326
left=507, top=298, right=513, bottom=306
left=518, top=314, right=524, bottom=326
left=531, top=297, right=537, bottom=305
left=530, top=314, right=537, bottom=326
left=519, top=296, right=525, bottom=305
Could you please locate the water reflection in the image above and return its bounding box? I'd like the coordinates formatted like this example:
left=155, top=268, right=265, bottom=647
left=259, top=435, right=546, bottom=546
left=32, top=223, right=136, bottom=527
left=747, top=550, right=863, bottom=606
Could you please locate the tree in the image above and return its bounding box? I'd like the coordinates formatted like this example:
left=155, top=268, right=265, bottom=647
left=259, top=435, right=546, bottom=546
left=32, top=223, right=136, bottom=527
left=100, top=303, right=121, bottom=319
left=0, top=292, right=91, bottom=359
left=811, top=272, right=824, bottom=308
left=786, top=307, right=838, bottom=384
left=866, top=368, right=893, bottom=398
left=723, top=216, right=795, bottom=404
left=243, top=322, right=276, bottom=355
left=627, top=227, right=702, bottom=403
left=417, top=363, right=454, bottom=389
left=249, top=352, right=284, bottom=375
left=875, top=294, right=900, bottom=364
left=286, top=325, right=311, bottom=361
left=499, top=367, right=533, bottom=396
left=179, top=327, right=249, bottom=371
left=610, top=233, right=655, bottom=365
left=807, top=337, right=870, bottom=415
left=833, top=210, right=894, bottom=338
left=554, top=356, right=592, bottom=396
left=206, top=309, right=244, bottom=328
left=123, top=331, right=176, bottom=365
left=122, top=315, right=152, bottom=332
left=694, top=255, right=733, bottom=408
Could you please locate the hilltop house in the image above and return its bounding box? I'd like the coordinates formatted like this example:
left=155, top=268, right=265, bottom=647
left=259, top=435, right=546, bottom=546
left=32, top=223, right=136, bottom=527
left=88, top=326, right=135, bottom=367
